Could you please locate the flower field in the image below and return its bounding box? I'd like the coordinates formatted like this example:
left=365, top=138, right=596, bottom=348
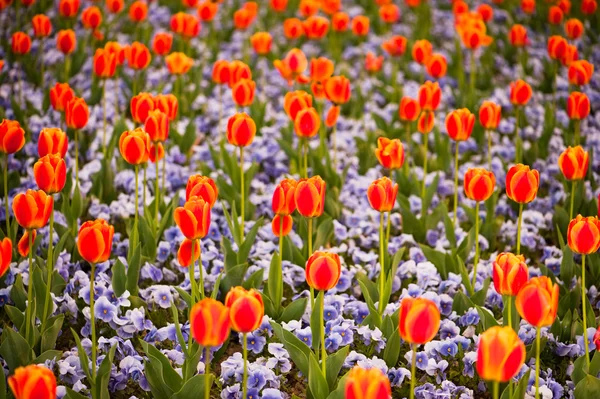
left=0, top=0, right=599, bottom=398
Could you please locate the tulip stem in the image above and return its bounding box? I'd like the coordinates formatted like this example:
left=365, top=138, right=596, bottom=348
left=25, top=230, right=34, bottom=344
left=320, top=291, right=326, bottom=378
left=582, top=254, right=590, bottom=370
left=4, top=154, right=9, bottom=236
left=410, top=343, right=416, bottom=399
left=198, top=240, right=205, bottom=299
left=102, top=79, right=107, bottom=154
left=162, top=154, right=166, bottom=193
left=469, top=51, right=476, bottom=107
left=421, top=131, right=428, bottom=216
left=471, top=201, right=480, bottom=290
left=506, top=295, right=512, bottom=330
left=134, top=165, right=139, bottom=230
left=493, top=381, right=499, bottom=399
left=569, top=180, right=576, bottom=220
left=385, top=211, right=391, bottom=259
left=535, top=327, right=540, bottom=399
left=574, top=120, right=581, bottom=146
left=239, top=147, right=245, bottom=242
left=143, top=165, right=147, bottom=213
left=40, top=38, right=45, bottom=89
left=218, top=86, right=223, bottom=143
left=42, top=207, right=55, bottom=330
left=487, top=129, right=492, bottom=170
left=404, top=123, right=412, bottom=174
left=453, top=141, right=459, bottom=225
left=90, top=262, right=97, bottom=382
left=190, top=238, right=197, bottom=303
left=65, top=55, right=71, bottom=82
left=378, top=212, right=385, bottom=315
left=332, top=124, right=337, bottom=170
left=308, top=217, right=314, bottom=310
left=155, top=145, right=160, bottom=224
left=242, top=333, right=248, bottom=399
left=303, top=139, right=308, bottom=178
left=516, top=203, right=523, bottom=255
left=114, top=78, right=119, bottom=117
left=514, top=107, right=520, bottom=163
left=74, top=129, right=79, bottom=185
left=205, top=346, right=211, bottom=399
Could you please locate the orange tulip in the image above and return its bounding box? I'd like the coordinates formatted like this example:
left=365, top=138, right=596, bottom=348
left=34, top=154, right=67, bottom=194
left=129, top=0, right=148, bottom=22
left=190, top=298, right=231, bottom=347
left=106, top=0, right=124, bottom=14
left=152, top=33, right=173, bottom=56
left=321, top=0, right=340, bottom=14
left=58, top=0, right=79, bottom=18
left=227, top=113, right=256, bottom=147
left=49, top=83, right=74, bottom=113
left=509, top=79, right=532, bottom=105
left=274, top=48, right=308, bottom=85
left=561, top=43, right=578, bottom=66
left=559, top=146, right=588, bottom=181
left=198, top=1, right=218, bottom=21
left=18, top=230, right=36, bottom=257
left=144, top=109, right=169, bottom=143
left=93, top=48, right=117, bottom=78
left=398, top=97, right=420, bottom=122
left=547, top=35, right=567, bottom=60
left=250, top=32, right=272, bottom=55
left=367, top=177, right=398, bottom=212
left=177, top=238, right=200, bottom=267
left=294, top=107, right=320, bottom=138
left=0, top=237, right=12, bottom=277
left=426, top=53, right=447, bottom=78
left=294, top=176, right=326, bottom=218
left=12, top=189, right=53, bottom=230
left=149, top=142, right=164, bottom=163
left=174, top=197, right=211, bottom=240
left=493, top=253, right=529, bottom=296
left=231, top=79, right=256, bottom=107
left=0, top=120, right=25, bottom=154
left=412, top=39, right=432, bottom=65
left=446, top=108, right=475, bottom=141
left=515, top=276, right=559, bottom=327
left=82, top=6, right=102, bottom=29
left=105, top=41, right=128, bottom=66
left=379, top=4, right=400, bottom=23
left=351, top=15, right=369, bottom=36
left=119, top=128, right=151, bottom=165
left=464, top=168, right=496, bottom=202
left=8, top=364, right=57, bottom=399
left=417, top=111, right=435, bottom=133
left=229, top=61, right=252, bottom=87
left=305, top=251, right=341, bottom=291
left=418, top=81, right=441, bottom=111
left=581, top=0, right=597, bottom=14
left=299, top=0, right=318, bottom=17
left=324, top=75, right=351, bottom=105
left=477, top=4, right=493, bottom=22
left=284, top=90, right=313, bottom=121
left=566, top=92, right=590, bottom=120
left=309, top=57, right=334, bottom=83
left=38, top=128, right=67, bottom=158
left=225, top=286, right=264, bottom=333
left=520, top=0, right=535, bottom=13
left=130, top=92, right=155, bottom=124
left=459, top=23, right=493, bottom=50
left=211, top=60, right=230, bottom=85
left=476, top=326, right=526, bottom=382
left=568, top=60, right=593, bottom=86
left=77, top=219, right=114, bottom=264
left=331, top=12, right=350, bottom=31
left=272, top=215, right=293, bottom=237
left=11, top=32, right=31, bottom=55
left=186, top=175, right=218, bottom=205
left=381, top=35, right=407, bottom=57
left=65, top=97, right=89, bottom=130
left=548, top=6, right=564, bottom=25
left=375, top=137, right=404, bottom=170
left=56, top=29, right=76, bottom=55
left=506, top=164, right=539, bottom=204
left=166, top=52, right=194, bottom=74
left=182, top=0, right=199, bottom=7
left=32, top=14, right=52, bottom=37
left=345, top=366, right=391, bottom=399
left=508, top=24, right=528, bottom=47
left=325, top=105, right=340, bottom=128
left=303, top=15, right=330, bottom=40
left=233, top=8, right=254, bottom=30
left=154, top=94, right=178, bottom=121
left=565, top=18, right=584, bottom=40
left=127, top=41, right=151, bottom=70
left=567, top=215, right=600, bottom=255
left=283, top=18, right=305, bottom=39
left=272, top=178, right=297, bottom=216
left=270, top=0, right=287, bottom=12
left=398, top=297, right=440, bottom=344
left=170, top=12, right=201, bottom=38
left=478, top=101, right=501, bottom=129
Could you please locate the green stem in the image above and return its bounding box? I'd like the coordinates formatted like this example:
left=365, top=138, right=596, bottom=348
left=155, top=145, right=160, bottom=224
left=90, top=262, right=97, bottom=381
left=65, top=55, right=71, bottom=82
left=574, top=120, right=581, bottom=146
left=143, top=165, right=147, bottom=212
left=535, top=327, right=540, bottom=399
left=404, top=123, right=412, bottom=174
left=471, top=201, right=480, bottom=290
left=42, top=207, right=55, bottom=328
left=239, top=147, right=245, bottom=242
left=40, top=38, right=45, bottom=89
left=385, top=211, right=391, bottom=258
left=205, top=346, right=211, bottom=399
left=494, top=381, right=499, bottom=399
left=570, top=180, right=576, bottom=220
left=4, top=154, right=9, bottom=236
left=102, top=79, right=107, bottom=154
left=25, top=230, right=34, bottom=343
left=507, top=295, right=512, bottom=330
left=320, top=291, right=326, bottom=378
left=469, top=51, right=476, bottom=107
left=308, top=217, right=314, bottom=309
left=410, top=343, right=416, bottom=399
left=162, top=151, right=166, bottom=192
left=303, top=138, right=308, bottom=178
left=516, top=203, right=523, bottom=255
left=197, top=241, right=204, bottom=299
left=392, top=61, right=399, bottom=103
left=453, top=141, right=459, bottom=225
left=514, top=107, right=520, bottom=163
left=242, top=333, right=248, bottom=399
left=114, top=78, right=119, bottom=117
left=189, top=238, right=197, bottom=303
left=582, top=254, right=590, bottom=370
left=378, top=212, right=385, bottom=315
left=134, top=165, right=139, bottom=230
left=421, top=130, right=429, bottom=216
left=218, top=86, right=223, bottom=143
left=74, top=130, right=79, bottom=185
left=332, top=124, right=337, bottom=169
left=487, top=129, right=492, bottom=170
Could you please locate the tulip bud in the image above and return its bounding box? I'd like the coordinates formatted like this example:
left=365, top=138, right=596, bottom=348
left=398, top=297, right=440, bottom=344
left=303, top=15, right=330, bottom=40
left=11, top=32, right=32, bottom=55
left=464, top=168, right=496, bottom=202
left=509, top=79, right=532, bottom=106
left=82, top=6, right=102, bottom=30
left=190, top=298, right=231, bottom=347
left=65, top=97, right=89, bottom=130
left=225, top=286, right=265, bottom=333
left=582, top=0, right=597, bottom=14
left=284, top=91, right=313, bottom=121
left=212, top=60, right=231, bottom=85
left=365, top=52, right=383, bottom=73
left=324, top=75, right=351, bottom=105
left=309, top=58, right=334, bottom=84
left=351, top=15, right=369, bottom=36
left=127, top=41, right=151, bottom=70
left=566, top=92, right=590, bottom=120
left=231, top=79, right=256, bottom=107
left=154, top=94, right=178, bottom=121
left=547, top=36, right=567, bottom=60
left=558, top=146, right=588, bottom=181
left=58, top=0, right=79, bottom=18
left=379, top=3, right=400, bottom=23
left=398, top=97, right=420, bottom=122
left=174, top=197, right=211, bottom=240
left=129, top=0, right=148, bottom=22
left=375, top=137, right=405, bottom=170
left=565, top=18, right=584, bottom=40
left=294, top=176, right=326, bottom=218
left=418, top=81, right=441, bottom=111
left=382, top=35, right=407, bottom=57
left=446, top=108, right=475, bottom=141
left=18, top=230, right=36, bottom=257
left=186, top=175, right=218, bottom=206
left=34, top=154, right=67, bottom=194
left=250, top=32, right=272, bottom=55
left=149, top=142, right=164, bottom=163
left=478, top=101, right=501, bottom=130
left=12, top=189, right=53, bottom=230
left=152, top=32, right=173, bottom=56
left=567, top=215, right=600, bottom=255
left=515, top=276, right=559, bottom=327
left=568, top=60, right=593, bottom=86
left=144, top=110, right=169, bottom=143
left=294, top=107, right=320, bottom=138
left=93, top=48, right=117, bottom=79
left=417, top=111, right=435, bottom=133
left=130, top=92, right=155, bottom=124
left=56, top=29, right=76, bottom=55
left=476, top=326, right=526, bottom=382
left=8, top=364, right=57, bottom=399
left=166, top=52, right=194, bottom=75
left=106, top=0, right=124, bottom=14
left=508, top=24, right=528, bottom=47
left=548, top=6, right=564, bottom=25
left=229, top=61, right=253, bottom=87
left=477, top=4, right=493, bottom=21
left=412, top=39, right=432, bottom=65
left=272, top=178, right=297, bottom=216
left=345, top=366, right=391, bottom=399
left=0, top=119, right=26, bottom=154
left=331, top=12, right=349, bottom=31
left=561, top=44, right=578, bottom=66
left=32, top=14, right=52, bottom=37
left=505, top=164, right=539, bottom=204
left=77, top=219, right=114, bottom=264
left=306, top=251, right=341, bottom=291
left=119, top=128, right=151, bottom=165
left=49, top=83, right=74, bottom=113
left=0, top=237, right=12, bottom=278
left=227, top=113, right=256, bottom=147
left=274, top=49, right=308, bottom=85
left=198, top=1, right=218, bottom=21
left=426, top=53, right=447, bottom=78
left=367, top=177, right=398, bottom=212
left=283, top=17, right=305, bottom=39
left=325, top=105, right=340, bottom=128
left=493, top=252, right=529, bottom=296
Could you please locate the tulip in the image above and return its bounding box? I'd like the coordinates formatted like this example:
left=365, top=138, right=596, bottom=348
left=284, top=91, right=312, bottom=121
left=418, top=81, right=441, bottom=111
left=476, top=326, right=526, bottom=398
left=548, top=6, right=564, bottom=25
left=324, top=75, right=351, bottom=105
left=506, top=163, right=539, bottom=254
left=118, top=128, right=151, bottom=165
left=565, top=18, right=584, bottom=40
left=581, top=0, right=597, bottom=13
left=559, top=146, right=588, bottom=218
left=56, top=29, right=76, bottom=57
left=229, top=60, right=253, bottom=86
left=283, top=18, right=305, bottom=39
left=508, top=24, right=528, bottom=47
left=375, top=137, right=404, bottom=170
left=509, top=79, right=532, bottom=162
left=309, top=57, right=334, bottom=85
left=152, top=32, right=173, bottom=56
left=82, top=6, right=102, bottom=30
left=272, top=215, right=293, bottom=237
left=272, top=178, right=297, bottom=216
left=351, top=15, right=369, bottom=36
left=144, top=109, right=169, bottom=144
left=299, top=0, right=318, bottom=16
left=568, top=59, right=593, bottom=86
left=186, top=175, right=218, bottom=206
left=446, top=108, right=475, bottom=222
left=233, top=8, right=254, bottom=30
left=106, top=0, right=124, bottom=13
left=567, top=91, right=590, bottom=148
left=34, top=155, right=67, bottom=195
left=0, top=119, right=26, bottom=234
left=344, top=366, right=391, bottom=399
left=177, top=238, right=200, bottom=267
left=225, top=286, right=264, bottom=398
left=397, top=97, right=420, bottom=165
left=294, top=176, right=326, bottom=219
left=477, top=4, right=493, bottom=21
left=412, top=39, right=432, bottom=66
left=49, top=83, right=74, bottom=115
left=0, top=237, right=11, bottom=278
left=174, top=197, right=211, bottom=242
left=271, top=0, right=287, bottom=12
left=154, top=94, right=178, bottom=122
left=493, top=252, right=528, bottom=330
left=11, top=31, right=31, bottom=55
left=231, top=79, right=255, bottom=107
left=325, top=105, right=340, bottom=128
left=399, top=296, right=440, bottom=399
left=294, top=107, right=320, bottom=174
left=303, top=15, right=330, bottom=40
left=426, top=53, right=447, bottom=79
left=129, top=0, right=147, bottom=22
left=250, top=32, right=272, bottom=55
left=379, top=3, right=400, bottom=23
left=190, top=298, right=230, bottom=399
left=331, top=11, right=349, bottom=31
left=274, top=48, right=308, bottom=85
left=93, top=48, right=117, bottom=152
left=365, top=52, right=383, bottom=73
left=8, top=364, right=57, bottom=399
left=382, top=35, right=407, bottom=58
left=198, top=1, right=218, bottom=21
left=32, top=14, right=52, bottom=37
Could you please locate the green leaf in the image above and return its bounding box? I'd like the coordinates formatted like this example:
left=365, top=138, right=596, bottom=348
left=501, top=369, right=530, bottom=399
left=171, top=374, right=210, bottom=399
left=71, top=328, right=92, bottom=383
left=139, top=340, right=183, bottom=393
left=237, top=217, right=263, bottom=263
left=126, top=243, right=142, bottom=296
left=575, top=375, right=600, bottom=398
left=308, top=353, right=329, bottom=399
left=311, top=291, right=323, bottom=353
left=270, top=321, right=312, bottom=376
left=279, top=297, right=308, bottom=323
left=314, top=216, right=333, bottom=251
left=326, top=346, right=349, bottom=390
left=242, top=268, right=264, bottom=289
left=112, top=259, right=127, bottom=297
left=268, top=252, right=283, bottom=316
left=10, top=274, right=27, bottom=310
left=40, top=314, right=64, bottom=353
left=0, top=327, right=33, bottom=372
left=64, top=388, right=90, bottom=399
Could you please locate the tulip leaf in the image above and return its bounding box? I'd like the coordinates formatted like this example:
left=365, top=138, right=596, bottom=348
left=64, top=388, right=89, bottom=399
left=112, top=259, right=127, bottom=298
left=140, top=340, right=182, bottom=393
left=10, top=274, right=27, bottom=311
left=420, top=244, right=447, bottom=278
left=575, top=375, right=600, bottom=398
left=0, top=364, right=5, bottom=399
left=32, top=349, right=61, bottom=364
left=238, top=217, right=263, bottom=263
left=268, top=252, right=283, bottom=316
left=71, top=328, right=92, bottom=383
left=326, top=345, right=349, bottom=390
left=242, top=268, right=264, bottom=290
left=175, top=287, right=192, bottom=309
left=311, top=291, right=323, bottom=353
left=501, top=369, right=530, bottom=399
left=326, top=374, right=349, bottom=399
left=383, top=327, right=401, bottom=368
left=0, top=327, right=33, bottom=373
left=279, top=297, right=308, bottom=323
left=457, top=226, right=476, bottom=262
left=126, top=243, right=142, bottom=296
left=270, top=320, right=312, bottom=376
left=471, top=278, right=490, bottom=307
left=422, top=174, right=440, bottom=215
left=40, top=314, right=64, bottom=354
left=171, top=374, right=209, bottom=399
left=308, top=353, right=329, bottom=399
left=211, top=272, right=223, bottom=299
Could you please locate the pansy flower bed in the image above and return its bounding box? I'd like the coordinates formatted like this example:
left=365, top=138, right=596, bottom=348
left=0, top=0, right=599, bottom=398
